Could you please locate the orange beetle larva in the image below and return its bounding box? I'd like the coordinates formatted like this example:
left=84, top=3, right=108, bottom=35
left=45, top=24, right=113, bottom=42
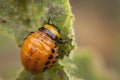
left=21, top=23, right=61, bottom=74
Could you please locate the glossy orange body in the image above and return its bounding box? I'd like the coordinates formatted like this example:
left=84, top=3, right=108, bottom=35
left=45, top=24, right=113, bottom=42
left=21, top=30, right=59, bottom=74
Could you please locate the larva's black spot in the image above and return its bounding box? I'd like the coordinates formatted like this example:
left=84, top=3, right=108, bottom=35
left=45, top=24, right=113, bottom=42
left=51, top=48, right=55, bottom=53
left=45, top=61, right=50, bottom=65
left=55, top=42, right=58, bottom=48
left=43, top=67, right=48, bottom=70
left=52, top=61, right=56, bottom=63
left=55, top=56, right=58, bottom=59
left=48, top=55, right=53, bottom=59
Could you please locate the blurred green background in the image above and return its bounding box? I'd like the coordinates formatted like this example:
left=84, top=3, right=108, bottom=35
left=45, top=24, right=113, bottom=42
left=0, top=0, right=120, bottom=80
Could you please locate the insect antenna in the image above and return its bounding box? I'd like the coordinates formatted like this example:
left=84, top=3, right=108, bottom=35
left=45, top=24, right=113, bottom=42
left=47, top=16, right=52, bottom=24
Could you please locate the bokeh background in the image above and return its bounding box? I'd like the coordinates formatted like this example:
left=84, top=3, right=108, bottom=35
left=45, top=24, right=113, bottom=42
left=0, top=0, right=120, bottom=80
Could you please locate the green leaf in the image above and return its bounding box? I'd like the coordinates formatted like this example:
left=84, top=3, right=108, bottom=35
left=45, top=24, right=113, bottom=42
left=60, top=48, right=117, bottom=80
left=0, top=0, right=74, bottom=80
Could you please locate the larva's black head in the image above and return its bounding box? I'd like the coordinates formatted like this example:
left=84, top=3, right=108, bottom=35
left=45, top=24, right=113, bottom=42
left=39, top=24, right=60, bottom=40
left=39, top=16, right=60, bottom=39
